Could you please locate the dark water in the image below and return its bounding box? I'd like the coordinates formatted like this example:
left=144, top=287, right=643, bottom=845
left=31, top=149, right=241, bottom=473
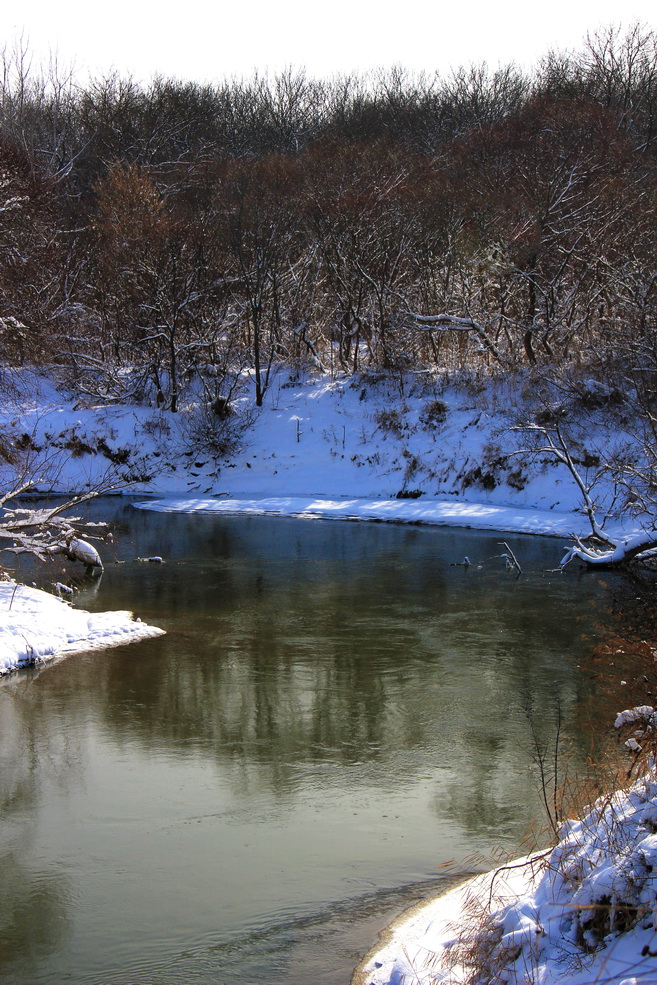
left=0, top=502, right=617, bottom=984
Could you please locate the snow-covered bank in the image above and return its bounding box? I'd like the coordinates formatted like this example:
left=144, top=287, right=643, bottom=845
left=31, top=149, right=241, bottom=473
left=356, top=857, right=544, bottom=985
left=359, top=773, right=657, bottom=985
left=134, top=494, right=631, bottom=540
left=0, top=581, right=164, bottom=676
left=0, top=368, right=631, bottom=523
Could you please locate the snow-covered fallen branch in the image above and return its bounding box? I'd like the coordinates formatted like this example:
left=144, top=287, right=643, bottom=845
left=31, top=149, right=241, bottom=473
left=0, top=491, right=110, bottom=568
left=512, top=420, right=657, bottom=568
left=402, top=311, right=507, bottom=365
left=511, top=421, right=614, bottom=546
left=560, top=527, right=657, bottom=569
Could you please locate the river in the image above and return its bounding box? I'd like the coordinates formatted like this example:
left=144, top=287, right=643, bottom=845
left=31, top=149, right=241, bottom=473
left=0, top=500, right=618, bottom=984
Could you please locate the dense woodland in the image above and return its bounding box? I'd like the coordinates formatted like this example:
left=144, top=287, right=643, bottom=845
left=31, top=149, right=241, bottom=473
left=1, top=24, right=657, bottom=414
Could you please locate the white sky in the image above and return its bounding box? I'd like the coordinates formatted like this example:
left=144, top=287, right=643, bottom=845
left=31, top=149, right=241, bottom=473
left=2, top=0, right=657, bottom=84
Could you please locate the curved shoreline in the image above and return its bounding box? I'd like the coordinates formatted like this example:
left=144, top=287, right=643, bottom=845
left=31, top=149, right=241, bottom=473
left=0, top=581, right=165, bottom=676
left=353, top=854, right=546, bottom=985
left=133, top=494, right=620, bottom=541
left=350, top=875, right=472, bottom=985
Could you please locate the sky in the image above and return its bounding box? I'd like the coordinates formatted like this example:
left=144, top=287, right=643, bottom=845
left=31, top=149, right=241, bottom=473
left=1, top=0, right=657, bottom=84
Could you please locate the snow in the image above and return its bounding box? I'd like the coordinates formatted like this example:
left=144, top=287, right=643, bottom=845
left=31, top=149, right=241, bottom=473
left=134, top=493, right=616, bottom=538
left=356, top=858, right=546, bottom=985
left=0, top=367, right=642, bottom=543
left=67, top=535, right=103, bottom=568
left=615, top=708, right=656, bottom=730
left=0, top=579, right=164, bottom=675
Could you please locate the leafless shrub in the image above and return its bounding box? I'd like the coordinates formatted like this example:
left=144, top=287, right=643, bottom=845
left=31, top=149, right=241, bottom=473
left=179, top=401, right=255, bottom=457
left=373, top=407, right=406, bottom=437
left=419, top=399, right=449, bottom=430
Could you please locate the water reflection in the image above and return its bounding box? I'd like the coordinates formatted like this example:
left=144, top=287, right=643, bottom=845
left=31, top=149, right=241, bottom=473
left=0, top=674, right=75, bottom=978
left=0, top=503, right=618, bottom=984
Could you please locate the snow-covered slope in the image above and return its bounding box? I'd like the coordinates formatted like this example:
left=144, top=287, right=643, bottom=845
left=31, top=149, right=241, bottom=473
left=0, top=366, right=631, bottom=520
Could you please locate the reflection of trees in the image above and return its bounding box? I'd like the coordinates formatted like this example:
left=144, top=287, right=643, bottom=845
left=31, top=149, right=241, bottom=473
left=53, top=510, right=612, bottom=828
left=430, top=687, right=570, bottom=847
left=4, top=505, right=615, bottom=851
left=0, top=678, right=75, bottom=977
left=0, top=853, right=71, bottom=977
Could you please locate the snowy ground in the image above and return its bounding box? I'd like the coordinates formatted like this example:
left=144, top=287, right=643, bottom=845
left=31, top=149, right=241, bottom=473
left=0, top=365, right=640, bottom=536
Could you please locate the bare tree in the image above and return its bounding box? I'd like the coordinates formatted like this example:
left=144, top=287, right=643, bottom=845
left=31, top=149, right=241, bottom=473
left=512, top=413, right=657, bottom=569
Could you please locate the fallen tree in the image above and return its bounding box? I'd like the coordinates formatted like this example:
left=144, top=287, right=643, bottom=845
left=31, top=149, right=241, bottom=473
left=0, top=425, right=121, bottom=575
left=512, top=419, right=657, bottom=569
left=559, top=528, right=657, bottom=568
left=0, top=482, right=109, bottom=573
left=401, top=311, right=508, bottom=366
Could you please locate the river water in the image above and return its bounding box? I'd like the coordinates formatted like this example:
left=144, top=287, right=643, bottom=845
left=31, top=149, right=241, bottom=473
left=0, top=501, right=618, bottom=984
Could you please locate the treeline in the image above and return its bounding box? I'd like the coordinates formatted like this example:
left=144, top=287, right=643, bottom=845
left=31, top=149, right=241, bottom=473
left=1, top=24, right=657, bottom=410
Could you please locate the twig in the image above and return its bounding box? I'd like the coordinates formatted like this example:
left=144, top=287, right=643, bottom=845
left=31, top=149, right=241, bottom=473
left=498, top=541, right=522, bottom=574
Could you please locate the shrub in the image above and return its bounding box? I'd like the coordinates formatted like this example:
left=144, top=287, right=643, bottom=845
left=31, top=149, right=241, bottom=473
left=374, top=408, right=405, bottom=437
left=419, top=399, right=449, bottom=430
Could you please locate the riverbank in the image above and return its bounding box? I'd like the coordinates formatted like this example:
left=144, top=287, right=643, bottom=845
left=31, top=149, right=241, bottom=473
left=353, top=857, right=544, bottom=985
left=0, top=580, right=164, bottom=675
left=0, top=366, right=633, bottom=521
left=357, top=771, right=657, bottom=985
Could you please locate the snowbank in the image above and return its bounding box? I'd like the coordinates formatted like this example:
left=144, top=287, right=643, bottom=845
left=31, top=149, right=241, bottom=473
left=0, top=580, right=164, bottom=675
left=0, top=368, right=630, bottom=520
left=133, top=494, right=629, bottom=540
left=359, top=774, right=657, bottom=985
left=1, top=368, right=645, bottom=556
left=356, top=857, right=545, bottom=985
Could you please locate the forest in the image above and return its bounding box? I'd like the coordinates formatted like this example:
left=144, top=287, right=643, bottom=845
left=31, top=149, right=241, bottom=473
left=1, top=24, right=656, bottom=418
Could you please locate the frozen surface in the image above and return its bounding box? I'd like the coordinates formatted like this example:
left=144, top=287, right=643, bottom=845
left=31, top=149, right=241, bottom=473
left=134, top=493, right=630, bottom=540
